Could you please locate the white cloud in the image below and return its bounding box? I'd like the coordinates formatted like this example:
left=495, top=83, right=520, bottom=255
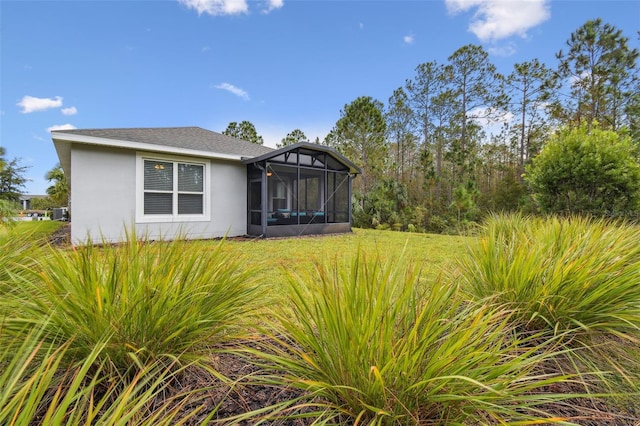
left=213, top=82, right=250, bottom=100
left=17, top=95, right=63, bottom=113
left=403, top=34, right=415, bottom=44
left=178, top=0, right=248, bottom=16
left=262, top=0, right=283, bottom=14
left=47, top=124, right=77, bottom=132
left=61, top=106, right=78, bottom=116
left=445, top=0, right=550, bottom=42
left=487, top=43, right=516, bottom=57
left=359, top=22, right=364, bottom=30
left=202, top=45, right=211, bottom=52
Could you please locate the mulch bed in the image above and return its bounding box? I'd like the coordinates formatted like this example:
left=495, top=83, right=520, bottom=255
left=151, top=338, right=319, bottom=426
left=164, top=354, right=313, bottom=425
left=158, top=346, right=639, bottom=425
left=538, top=383, right=640, bottom=425
left=47, top=222, right=71, bottom=246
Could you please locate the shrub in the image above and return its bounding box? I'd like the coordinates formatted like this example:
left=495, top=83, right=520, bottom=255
left=426, top=215, right=448, bottom=233
left=257, top=251, right=570, bottom=424
left=459, top=213, right=640, bottom=339
left=525, top=124, right=640, bottom=217
left=3, top=232, right=263, bottom=375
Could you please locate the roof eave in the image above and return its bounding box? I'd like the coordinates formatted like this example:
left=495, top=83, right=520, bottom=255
left=50, top=131, right=246, bottom=162
left=52, top=138, right=72, bottom=182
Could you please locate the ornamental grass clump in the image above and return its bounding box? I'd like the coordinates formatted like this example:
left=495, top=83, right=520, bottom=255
left=257, top=251, right=571, bottom=425
left=0, top=226, right=45, bottom=287
left=3, top=231, right=263, bottom=376
left=0, top=323, right=207, bottom=426
left=458, top=213, right=640, bottom=340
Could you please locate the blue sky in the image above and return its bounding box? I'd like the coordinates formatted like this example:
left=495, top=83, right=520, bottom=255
left=1, top=0, right=639, bottom=195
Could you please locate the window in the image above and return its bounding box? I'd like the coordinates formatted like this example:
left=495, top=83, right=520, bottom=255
left=137, top=155, right=209, bottom=222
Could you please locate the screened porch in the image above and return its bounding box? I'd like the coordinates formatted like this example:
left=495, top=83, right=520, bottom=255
left=243, top=143, right=360, bottom=238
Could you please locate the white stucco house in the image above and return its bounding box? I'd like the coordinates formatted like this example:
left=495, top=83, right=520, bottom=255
left=51, top=127, right=360, bottom=244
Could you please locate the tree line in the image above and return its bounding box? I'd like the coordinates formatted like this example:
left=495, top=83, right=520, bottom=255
left=0, top=145, right=68, bottom=213
left=264, top=19, right=640, bottom=232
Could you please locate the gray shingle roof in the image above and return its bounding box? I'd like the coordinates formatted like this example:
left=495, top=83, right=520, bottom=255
left=54, top=127, right=274, bottom=158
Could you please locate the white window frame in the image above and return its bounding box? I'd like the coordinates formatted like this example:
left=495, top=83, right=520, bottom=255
left=136, top=153, right=211, bottom=223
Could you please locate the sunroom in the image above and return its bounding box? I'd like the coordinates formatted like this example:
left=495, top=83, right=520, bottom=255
left=243, top=142, right=361, bottom=238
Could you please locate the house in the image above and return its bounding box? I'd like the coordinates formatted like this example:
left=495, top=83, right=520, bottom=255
left=18, top=194, right=48, bottom=210
left=51, top=127, right=360, bottom=244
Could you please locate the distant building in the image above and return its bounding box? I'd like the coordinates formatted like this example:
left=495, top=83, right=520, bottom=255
left=18, top=195, right=48, bottom=210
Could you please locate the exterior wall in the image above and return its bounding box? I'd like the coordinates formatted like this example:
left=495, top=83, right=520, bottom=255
left=69, top=144, right=247, bottom=244
left=70, top=145, right=136, bottom=243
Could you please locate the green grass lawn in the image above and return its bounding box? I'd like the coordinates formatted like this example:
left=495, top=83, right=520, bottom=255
left=220, top=228, right=470, bottom=288
left=9, top=220, right=65, bottom=239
